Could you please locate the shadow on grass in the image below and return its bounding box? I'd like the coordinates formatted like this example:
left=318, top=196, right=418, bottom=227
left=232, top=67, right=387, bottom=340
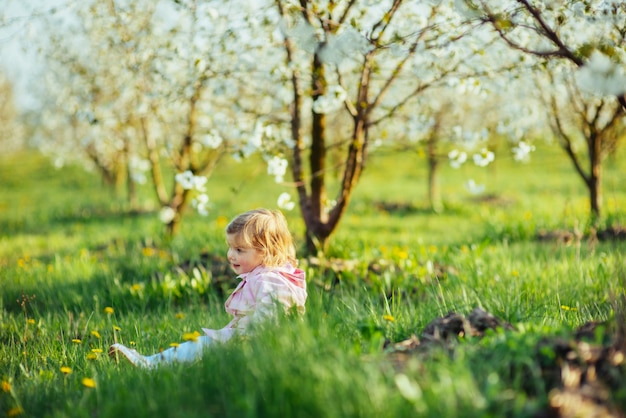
left=1, top=254, right=237, bottom=318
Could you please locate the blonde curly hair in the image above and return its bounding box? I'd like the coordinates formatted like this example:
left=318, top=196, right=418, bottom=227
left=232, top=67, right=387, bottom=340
left=226, top=208, right=297, bottom=267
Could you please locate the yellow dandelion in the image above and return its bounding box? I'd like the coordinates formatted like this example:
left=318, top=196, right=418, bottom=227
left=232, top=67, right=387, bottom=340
left=7, top=407, right=24, bottom=417
left=182, top=331, right=202, bottom=342
left=113, top=325, right=121, bottom=331
left=130, top=341, right=136, bottom=346
left=91, top=348, right=103, bottom=354
left=383, top=315, right=396, bottom=322
left=175, top=312, right=185, bottom=319
left=26, top=318, right=35, bottom=325
left=17, top=259, right=26, bottom=268
left=169, top=343, right=180, bottom=348
left=104, top=307, right=114, bottom=315
left=60, top=366, right=72, bottom=375
left=91, top=330, right=101, bottom=339
left=511, top=270, right=519, bottom=277
left=142, top=247, right=155, bottom=257
left=216, top=215, right=228, bottom=228
left=131, top=283, right=143, bottom=291
left=86, top=353, right=98, bottom=360
left=2, top=380, right=11, bottom=392
left=72, top=339, right=82, bottom=344
left=82, top=377, right=96, bottom=388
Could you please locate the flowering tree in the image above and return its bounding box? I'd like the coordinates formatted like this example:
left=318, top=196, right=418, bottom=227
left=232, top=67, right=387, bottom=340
left=253, top=0, right=494, bottom=252
left=460, top=0, right=626, bottom=221
left=35, top=0, right=261, bottom=234
left=383, top=70, right=542, bottom=213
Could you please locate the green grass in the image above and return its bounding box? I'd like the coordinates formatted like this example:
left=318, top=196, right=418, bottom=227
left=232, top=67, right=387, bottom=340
left=1, top=146, right=625, bottom=417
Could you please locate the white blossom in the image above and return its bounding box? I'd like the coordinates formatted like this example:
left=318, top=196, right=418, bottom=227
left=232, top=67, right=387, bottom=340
left=464, top=179, right=485, bottom=195
left=473, top=148, right=495, bottom=167
left=200, top=130, right=223, bottom=149
left=175, top=170, right=207, bottom=192
left=576, top=51, right=626, bottom=96
left=267, top=156, right=288, bottom=183
left=512, top=141, right=536, bottom=162
left=240, top=123, right=264, bottom=158
left=129, top=156, right=150, bottom=184
left=318, top=28, right=371, bottom=65
left=191, top=193, right=210, bottom=216
left=159, top=206, right=176, bottom=224
left=448, top=149, right=467, bottom=169
left=175, top=170, right=195, bottom=190
left=277, top=192, right=295, bottom=211
left=312, top=85, right=347, bottom=114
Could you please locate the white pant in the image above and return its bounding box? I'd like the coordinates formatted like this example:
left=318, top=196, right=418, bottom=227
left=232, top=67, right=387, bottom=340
left=110, top=336, right=213, bottom=368
left=148, top=335, right=213, bottom=364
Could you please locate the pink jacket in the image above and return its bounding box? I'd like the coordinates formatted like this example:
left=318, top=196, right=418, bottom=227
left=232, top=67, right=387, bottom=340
left=202, top=264, right=307, bottom=342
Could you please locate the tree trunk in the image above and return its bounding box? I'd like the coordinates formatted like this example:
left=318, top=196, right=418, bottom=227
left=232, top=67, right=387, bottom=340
left=588, top=134, right=602, bottom=223
left=124, top=137, right=138, bottom=210
left=310, top=53, right=327, bottom=226
left=427, top=134, right=442, bottom=213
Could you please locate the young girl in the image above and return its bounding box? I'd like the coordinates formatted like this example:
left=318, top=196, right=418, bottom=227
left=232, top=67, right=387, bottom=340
left=109, top=208, right=307, bottom=368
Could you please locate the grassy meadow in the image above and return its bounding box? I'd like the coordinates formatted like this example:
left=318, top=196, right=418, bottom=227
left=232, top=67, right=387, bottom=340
left=1, top=146, right=626, bottom=417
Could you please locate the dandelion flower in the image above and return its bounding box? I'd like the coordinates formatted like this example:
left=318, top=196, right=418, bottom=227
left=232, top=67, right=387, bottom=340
left=383, top=315, right=396, bottom=322
left=169, top=343, right=180, bottom=348
left=175, top=313, right=185, bottom=319
left=72, top=339, right=82, bottom=344
left=104, top=307, right=114, bottom=314
left=82, top=378, right=96, bottom=389
left=60, top=366, right=72, bottom=375
left=183, top=331, right=202, bottom=342
left=91, top=348, right=103, bottom=354
left=2, top=380, right=11, bottom=392
left=7, top=407, right=24, bottom=417
left=113, top=325, right=121, bottom=331
left=91, top=330, right=101, bottom=339
left=26, top=318, right=35, bottom=325
left=86, top=353, right=98, bottom=360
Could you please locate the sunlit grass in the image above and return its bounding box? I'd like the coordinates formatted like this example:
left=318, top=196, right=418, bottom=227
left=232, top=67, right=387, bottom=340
left=1, top=147, right=625, bottom=417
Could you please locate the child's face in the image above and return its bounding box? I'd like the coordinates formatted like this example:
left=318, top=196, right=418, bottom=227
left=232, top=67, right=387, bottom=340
left=226, top=233, right=265, bottom=275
